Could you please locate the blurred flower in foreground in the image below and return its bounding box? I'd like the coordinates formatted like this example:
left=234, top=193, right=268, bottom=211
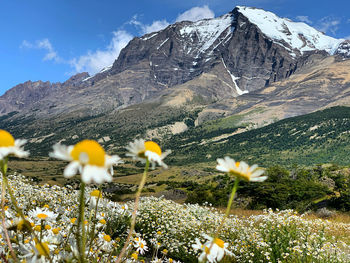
left=126, top=139, right=171, bottom=168
left=216, top=156, right=267, bottom=182
left=192, top=234, right=232, bottom=263
left=0, top=129, right=29, bottom=160
left=50, top=139, right=122, bottom=184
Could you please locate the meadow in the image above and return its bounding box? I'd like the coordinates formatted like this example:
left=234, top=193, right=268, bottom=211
left=1, top=130, right=350, bottom=262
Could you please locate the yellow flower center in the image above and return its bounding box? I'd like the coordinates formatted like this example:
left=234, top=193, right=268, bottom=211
left=35, top=242, right=50, bottom=257
left=34, top=225, right=41, bottom=232
left=0, top=130, right=15, bottom=147
left=37, top=213, right=48, bottom=220
left=144, top=141, right=162, bottom=156
left=214, top=238, right=225, bottom=248
left=70, top=218, right=77, bottom=224
left=90, top=189, right=102, bottom=198
left=229, top=167, right=252, bottom=181
left=45, top=225, right=51, bottom=230
left=103, top=235, right=111, bottom=242
left=99, top=219, right=106, bottom=225
left=70, top=140, right=105, bottom=166
left=52, top=228, right=59, bottom=234
left=131, top=253, right=138, bottom=260
left=235, top=161, right=240, bottom=167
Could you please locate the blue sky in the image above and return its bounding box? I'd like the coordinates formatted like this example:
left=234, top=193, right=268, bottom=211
left=1, top=0, right=350, bottom=95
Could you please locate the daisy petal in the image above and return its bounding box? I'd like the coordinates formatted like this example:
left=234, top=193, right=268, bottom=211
left=64, top=161, right=80, bottom=178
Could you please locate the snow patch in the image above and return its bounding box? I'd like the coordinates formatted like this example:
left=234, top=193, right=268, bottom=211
left=179, top=14, right=233, bottom=54
left=237, top=6, right=344, bottom=55
left=82, top=76, right=93, bottom=82
left=335, top=41, right=350, bottom=57
left=142, top=32, right=158, bottom=40
left=221, top=58, right=249, bottom=96
left=82, top=64, right=112, bottom=82
left=99, top=64, right=112, bottom=73
left=157, top=38, right=169, bottom=50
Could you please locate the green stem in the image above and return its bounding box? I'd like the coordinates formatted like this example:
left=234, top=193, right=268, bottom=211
left=77, top=182, right=86, bottom=262
left=40, top=220, right=44, bottom=242
left=225, top=178, right=240, bottom=218
left=87, top=186, right=102, bottom=257
left=205, top=177, right=240, bottom=262
left=116, top=159, right=150, bottom=263
left=1, top=157, right=18, bottom=262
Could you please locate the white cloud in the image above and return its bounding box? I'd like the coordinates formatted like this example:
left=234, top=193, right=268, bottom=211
left=69, top=30, right=133, bottom=74
left=128, top=15, right=170, bottom=34
left=176, top=5, right=215, bottom=22
left=20, top=38, right=61, bottom=62
left=142, top=20, right=170, bottom=34
left=317, top=16, right=340, bottom=35
left=295, top=16, right=312, bottom=25
left=129, top=5, right=215, bottom=35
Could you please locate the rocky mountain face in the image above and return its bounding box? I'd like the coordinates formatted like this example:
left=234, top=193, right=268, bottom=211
left=1, top=6, right=350, bottom=155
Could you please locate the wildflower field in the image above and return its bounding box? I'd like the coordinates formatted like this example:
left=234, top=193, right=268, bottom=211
left=1, top=129, right=350, bottom=262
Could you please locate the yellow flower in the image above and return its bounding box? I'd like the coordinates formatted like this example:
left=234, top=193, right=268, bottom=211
left=103, top=235, right=111, bottom=242
left=50, top=140, right=122, bottom=184
left=216, top=156, right=267, bottom=182
left=131, top=253, right=138, bottom=260
left=70, top=218, right=77, bottom=224
left=90, top=189, right=102, bottom=198
left=0, top=129, right=29, bottom=160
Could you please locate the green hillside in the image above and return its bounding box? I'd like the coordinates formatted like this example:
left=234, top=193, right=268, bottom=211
left=166, top=106, right=350, bottom=167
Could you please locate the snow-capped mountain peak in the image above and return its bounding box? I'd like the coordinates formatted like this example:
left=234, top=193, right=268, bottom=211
left=236, top=6, right=344, bottom=56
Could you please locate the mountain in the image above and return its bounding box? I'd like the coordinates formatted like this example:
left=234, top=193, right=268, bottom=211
left=1, top=6, right=350, bottom=158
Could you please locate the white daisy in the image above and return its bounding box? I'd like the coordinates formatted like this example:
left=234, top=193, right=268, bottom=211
left=133, top=236, right=148, bottom=255
left=216, top=156, right=267, bottom=182
left=126, top=139, right=171, bottom=168
left=49, top=139, right=123, bottom=184
left=192, top=234, right=231, bottom=263
left=28, top=207, right=58, bottom=222
left=0, top=129, right=29, bottom=160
